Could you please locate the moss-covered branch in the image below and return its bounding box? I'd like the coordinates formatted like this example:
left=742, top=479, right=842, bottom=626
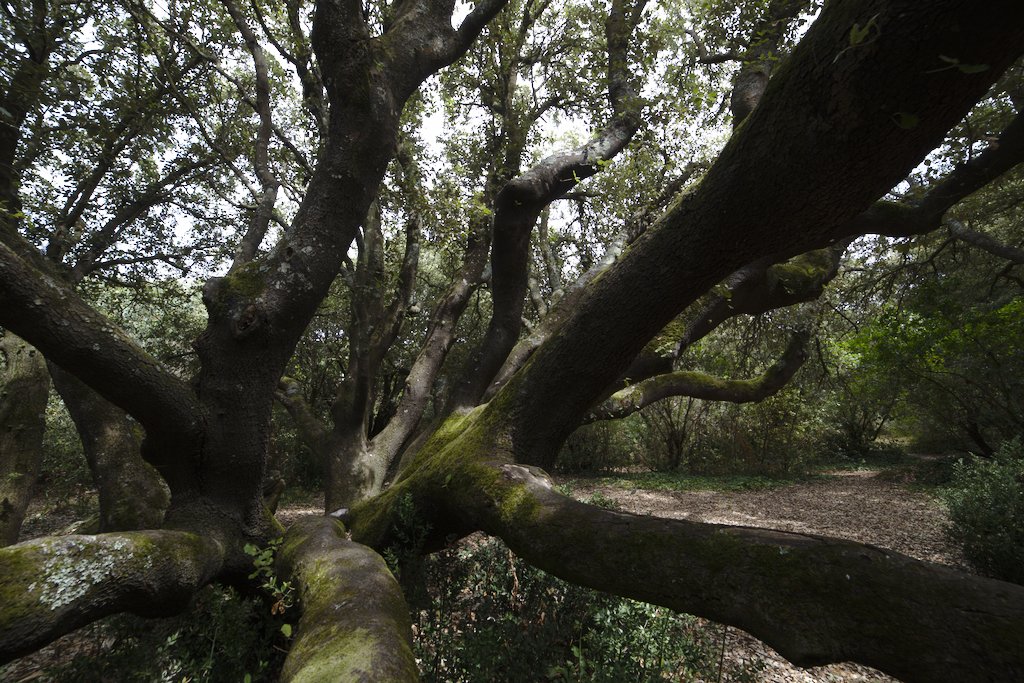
left=278, top=516, right=417, bottom=682
left=621, top=246, right=844, bottom=387
left=588, top=331, right=808, bottom=422
left=0, top=530, right=224, bottom=663
left=457, top=465, right=1024, bottom=683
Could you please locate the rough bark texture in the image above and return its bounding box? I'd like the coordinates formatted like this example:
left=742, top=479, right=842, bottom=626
left=2, top=0, right=1024, bottom=679
left=354, top=416, right=1024, bottom=683
left=278, top=516, right=417, bottom=682
left=49, top=364, right=170, bottom=532
left=0, top=332, right=49, bottom=546
left=0, top=530, right=224, bottom=663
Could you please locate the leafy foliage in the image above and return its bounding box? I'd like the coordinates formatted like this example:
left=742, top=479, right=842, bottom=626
left=413, top=535, right=765, bottom=682
left=41, top=585, right=287, bottom=682
left=943, top=439, right=1024, bottom=584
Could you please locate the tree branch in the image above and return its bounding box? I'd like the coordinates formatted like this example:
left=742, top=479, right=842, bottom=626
left=447, top=0, right=648, bottom=410
left=839, top=110, right=1024, bottom=242
left=0, top=530, right=224, bottom=663
left=585, top=331, right=808, bottom=422
left=221, top=0, right=281, bottom=272
left=278, top=516, right=417, bottom=682
left=946, top=217, right=1024, bottom=264
left=0, top=240, right=205, bottom=474
left=495, top=0, right=1024, bottom=468
left=461, top=465, right=1024, bottom=683
left=276, top=376, right=331, bottom=455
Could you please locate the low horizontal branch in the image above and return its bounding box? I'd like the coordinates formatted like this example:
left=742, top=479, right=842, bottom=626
left=0, top=530, right=224, bottom=663
left=461, top=465, right=1024, bottom=683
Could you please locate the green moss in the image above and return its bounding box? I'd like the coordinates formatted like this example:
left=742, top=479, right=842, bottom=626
left=351, top=397, right=541, bottom=546
left=0, top=545, right=44, bottom=622
left=221, top=262, right=267, bottom=300
left=288, top=626, right=381, bottom=683
left=644, top=315, right=689, bottom=356
left=769, top=248, right=834, bottom=293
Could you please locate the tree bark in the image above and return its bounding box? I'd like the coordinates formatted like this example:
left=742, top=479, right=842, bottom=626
left=466, top=465, right=1024, bottom=683
left=278, top=516, right=417, bottom=682
left=48, top=364, right=170, bottom=532
left=0, top=332, right=49, bottom=546
left=585, top=331, right=808, bottom=422
left=499, top=0, right=1024, bottom=469
left=0, top=530, right=224, bottom=663
left=353, top=419, right=1024, bottom=683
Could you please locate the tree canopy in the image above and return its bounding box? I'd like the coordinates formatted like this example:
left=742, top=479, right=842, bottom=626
left=1, top=0, right=1024, bottom=680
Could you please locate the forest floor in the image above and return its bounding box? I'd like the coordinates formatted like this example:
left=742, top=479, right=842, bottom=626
left=561, top=455, right=966, bottom=683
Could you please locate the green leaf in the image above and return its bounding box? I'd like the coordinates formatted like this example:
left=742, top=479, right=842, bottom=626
left=956, top=63, right=989, bottom=74
left=243, top=543, right=259, bottom=556
left=892, top=112, right=920, bottom=130
left=281, top=623, right=293, bottom=638
left=244, top=675, right=252, bottom=683
left=849, top=23, right=870, bottom=46
left=848, top=14, right=879, bottom=46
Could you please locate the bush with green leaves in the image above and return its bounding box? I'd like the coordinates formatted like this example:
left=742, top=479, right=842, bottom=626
left=943, top=439, right=1024, bottom=584
left=40, top=585, right=287, bottom=682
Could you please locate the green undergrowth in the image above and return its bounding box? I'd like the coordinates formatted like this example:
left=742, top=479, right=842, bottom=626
left=412, top=534, right=765, bottom=682
left=406, top=493, right=765, bottom=682
left=942, top=439, right=1024, bottom=584
left=33, top=584, right=288, bottom=682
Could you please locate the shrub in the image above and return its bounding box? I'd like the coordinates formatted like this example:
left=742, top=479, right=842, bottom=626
left=413, top=535, right=765, bottom=682
left=943, top=439, right=1024, bottom=584
left=556, top=420, right=637, bottom=473
left=41, top=585, right=288, bottom=682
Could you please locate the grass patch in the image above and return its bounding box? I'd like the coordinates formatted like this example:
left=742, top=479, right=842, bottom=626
left=586, top=472, right=799, bottom=493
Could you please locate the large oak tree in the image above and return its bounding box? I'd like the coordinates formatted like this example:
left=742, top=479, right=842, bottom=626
left=2, top=0, right=1024, bottom=680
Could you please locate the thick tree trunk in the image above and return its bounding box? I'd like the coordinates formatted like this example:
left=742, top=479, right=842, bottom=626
left=0, top=332, right=49, bottom=546
left=48, top=364, right=169, bottom=531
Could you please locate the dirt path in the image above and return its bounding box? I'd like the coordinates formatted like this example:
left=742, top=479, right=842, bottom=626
left=566, top=468, right=965, bottom=683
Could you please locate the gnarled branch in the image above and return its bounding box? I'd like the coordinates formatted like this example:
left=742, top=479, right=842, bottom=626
left=463, top=465, right=1024, bottom=683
